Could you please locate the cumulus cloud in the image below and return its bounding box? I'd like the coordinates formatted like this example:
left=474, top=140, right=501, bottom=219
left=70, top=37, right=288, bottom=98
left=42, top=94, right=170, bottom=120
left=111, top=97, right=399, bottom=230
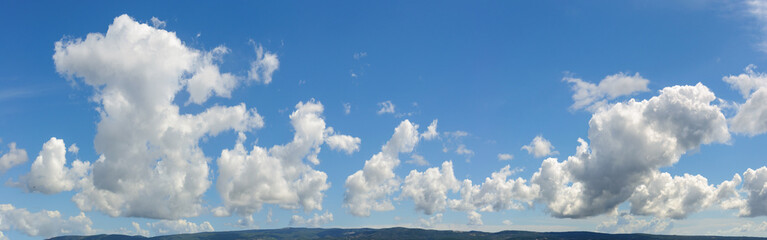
left=0, top=204, right=94, bottom=238
left=248, top=43, right=279, bottom=84
left=723, top=64, right=767, bottom=135
left=186, top=46, right=238, bottom=104
left=377, top=101, right=395, bottom=115
left=210, top=207, right=230, bottom=217
left=467, top=211, right=483, bottom=225
left=497, top=153, right=513, bottom=161
left=564, top=72, right=650, bottom=111
left=0, top=142, right=27, bottom=174
left=532, top=83, right=730, bottom=218
left=19, top=137, right=89, bottom=194
left=344, top=120, right=435, bottom=217
left=290, top=212, right=333, bottom=227
left=217, top=100, right=358, bottom=217
left=735, top=166, right=767, bottom=217
left=521, top=135, right=558, bottom=158
left=53, top=14, right=264, bottom=219
left=596, top=212, right=672, bottom=234
left=67, top=143, right=79, bottom=154
left=123, top=222, right=149, bottom=236
left=400, top=161, right=460, bottom=215
left=420, top=119, right=439, bottom=140
left=325, top=134, right=361, bottom=154
left=449, top=165, right=536, bottom=213
left=629, top=171, right=742, bottom=219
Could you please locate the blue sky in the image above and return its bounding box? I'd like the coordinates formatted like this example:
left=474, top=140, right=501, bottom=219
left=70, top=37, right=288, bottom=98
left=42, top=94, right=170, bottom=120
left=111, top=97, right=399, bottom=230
left=4, top=1, right=767, bottom=239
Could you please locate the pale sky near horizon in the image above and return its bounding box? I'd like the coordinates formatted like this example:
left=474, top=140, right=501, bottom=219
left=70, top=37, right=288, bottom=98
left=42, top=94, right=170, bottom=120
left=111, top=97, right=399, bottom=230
left=6, top=1, right=767, bottom=239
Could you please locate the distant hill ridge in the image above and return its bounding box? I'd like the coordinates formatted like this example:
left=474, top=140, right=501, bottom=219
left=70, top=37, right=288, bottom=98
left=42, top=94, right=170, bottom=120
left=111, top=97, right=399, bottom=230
left=48, top=227, right=766, bottom=240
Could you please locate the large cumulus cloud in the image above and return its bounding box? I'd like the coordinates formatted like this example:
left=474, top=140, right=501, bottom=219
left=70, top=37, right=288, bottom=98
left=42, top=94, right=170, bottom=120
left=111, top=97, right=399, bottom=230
left=535, top=83, right=731, bottom=218
left=52, top=14, right=265, bottom=219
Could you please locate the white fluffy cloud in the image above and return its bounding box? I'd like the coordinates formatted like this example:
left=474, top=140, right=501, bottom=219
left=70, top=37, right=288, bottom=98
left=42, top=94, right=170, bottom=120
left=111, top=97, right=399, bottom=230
left=326, top=134, right=361, bottom=154
left=377, top=101, right=395, bottom=115
left=397, top=153, right=537, bottom=221
left=466, top=211, right=483, bottom=225
left=0, top=142, right=27, bottom=174
left=344, top=120, right=434, bottom=216
left=290, top=212, right=333, bottom=227
left=67, top=144, right=79, bottom=154
left=20, top=137, right=89, bottom=194
left=596, top=212, right=672, bottom=234
left=521, top=135, right=557, bottom=158
left=0, top=204, right=94, bottom=238
left=400, top=161, right=460, bottom=215
left=723, top=64, right=767, bottom=135
left=629, top=171, right=742, bottom=219
left=532, top=83, right=730, bottom=218
left=420, top=120, right=439, bottom=140
left=248, top=43, right=279, bottom=84
left=735, top=167, right=767, bottom=217
left=186, top=46, right=238, bottom=104
left=53, top=14, right=264, bottom=219
left=217, top=100, right=359, bottom=217
left=564, top=72, right=650, bottom=111
left=449, top=165, right=537, bottom=213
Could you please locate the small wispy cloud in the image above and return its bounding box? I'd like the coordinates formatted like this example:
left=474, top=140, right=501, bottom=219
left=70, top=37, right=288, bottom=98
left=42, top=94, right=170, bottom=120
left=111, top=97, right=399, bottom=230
left=353, top=52, right=367, bottom=60
left=0, top=87, right=43, bottom=102
left=150, top=17, right=166, bottom=28
left=343, top=102, right=351, bottom=115
left=377, top=101, right=395, bottom=115
left=497, top=153, right=513, bottom=161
